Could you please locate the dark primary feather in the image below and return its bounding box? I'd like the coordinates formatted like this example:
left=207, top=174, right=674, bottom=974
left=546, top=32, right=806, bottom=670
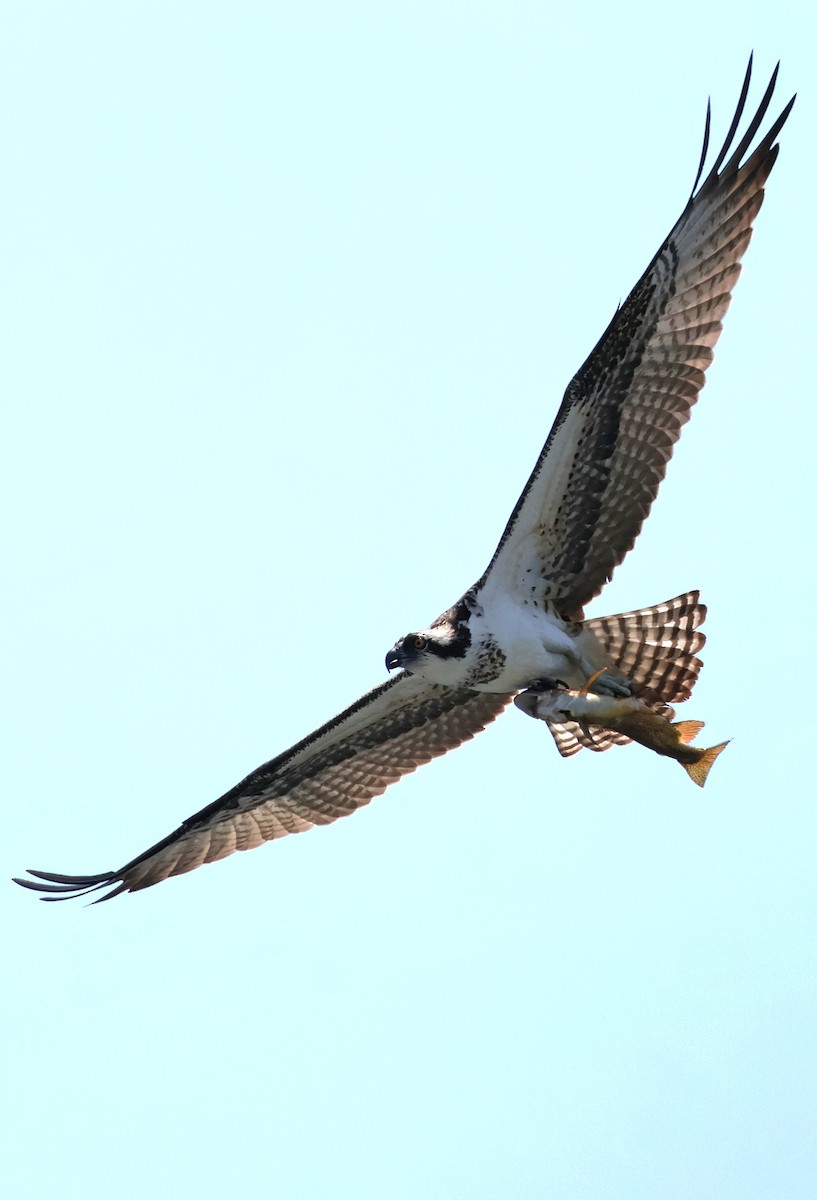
left=482, top=58, right=795, bottom=614
left=14, top=675, right=512, bottom=901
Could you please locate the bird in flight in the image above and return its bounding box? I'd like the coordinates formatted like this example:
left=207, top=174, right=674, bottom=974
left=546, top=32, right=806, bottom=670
left=15, top=59, right=794, bottom=902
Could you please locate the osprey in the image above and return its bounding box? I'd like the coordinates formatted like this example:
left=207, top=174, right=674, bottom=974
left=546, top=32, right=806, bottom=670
left=15, top=60, right=793, bottom=902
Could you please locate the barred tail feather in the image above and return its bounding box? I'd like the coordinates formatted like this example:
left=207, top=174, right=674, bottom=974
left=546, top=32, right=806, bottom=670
left=549, top=722, right=632, bottom=758
left=548, top=590, right=706, bottom=758
left=586, top=590, right=706, bottom=703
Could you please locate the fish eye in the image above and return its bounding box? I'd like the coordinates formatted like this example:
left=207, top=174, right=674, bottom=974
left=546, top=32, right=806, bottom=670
left=412, top=635, right=427, bottom=651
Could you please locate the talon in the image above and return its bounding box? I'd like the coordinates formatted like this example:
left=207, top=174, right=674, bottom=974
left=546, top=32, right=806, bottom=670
left=580, top=668, right=608, bottom=695
left=583, top=668, right=634, bottom=697
left=527, top=676, right=569, bottom=693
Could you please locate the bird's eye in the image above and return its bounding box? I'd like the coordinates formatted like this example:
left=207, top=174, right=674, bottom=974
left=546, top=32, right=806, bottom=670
left=413, top=635, right=427, bottom=651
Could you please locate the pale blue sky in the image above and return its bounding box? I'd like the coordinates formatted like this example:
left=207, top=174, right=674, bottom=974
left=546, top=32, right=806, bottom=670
left=3, top=4, right=815, bottom=1198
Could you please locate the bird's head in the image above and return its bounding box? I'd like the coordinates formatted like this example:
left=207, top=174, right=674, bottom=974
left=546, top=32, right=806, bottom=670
left=385, top=603, right=473, bottom=682
left=385, top=631, right=435, bottom=674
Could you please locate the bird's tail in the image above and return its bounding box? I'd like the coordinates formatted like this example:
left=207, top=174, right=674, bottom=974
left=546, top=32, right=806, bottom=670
left=587, top=589, right=706, bottom=704
left=547, top=590, right=707, bottom=758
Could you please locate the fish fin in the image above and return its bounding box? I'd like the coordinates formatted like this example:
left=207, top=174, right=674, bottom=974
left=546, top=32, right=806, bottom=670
left=683, top=740, right=730, bottom=788
left=579, top=718, right=605, bottom=748
left=674, top=719, right=705, bottom=745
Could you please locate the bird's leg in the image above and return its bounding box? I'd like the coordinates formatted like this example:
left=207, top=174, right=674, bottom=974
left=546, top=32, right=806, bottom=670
left=580, top=666, right=634, bottom=697
left=579, top=667, right=607, bottom=695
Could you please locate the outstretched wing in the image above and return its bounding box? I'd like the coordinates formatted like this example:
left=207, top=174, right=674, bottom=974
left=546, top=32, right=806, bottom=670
left=14, top=674, right=512, bottom=902
left=480, top=59, right=794, bottom=615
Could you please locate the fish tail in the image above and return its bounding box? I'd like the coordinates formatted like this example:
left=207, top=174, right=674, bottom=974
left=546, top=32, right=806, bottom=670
left=673, top=719, right=705, bottom=745
left=683, top=740, right=730, bottom=788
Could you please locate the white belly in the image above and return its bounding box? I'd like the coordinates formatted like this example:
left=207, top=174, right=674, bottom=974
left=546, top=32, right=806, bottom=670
left=470, top=596, right=592, bottom=692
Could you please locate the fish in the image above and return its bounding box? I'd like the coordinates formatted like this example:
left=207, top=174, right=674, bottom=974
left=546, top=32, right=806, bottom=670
left=514, top=677, right=728, bottom=788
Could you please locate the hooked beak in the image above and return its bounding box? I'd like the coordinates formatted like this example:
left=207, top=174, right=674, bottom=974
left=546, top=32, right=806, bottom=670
left=385, top=648, right=403, bottom=672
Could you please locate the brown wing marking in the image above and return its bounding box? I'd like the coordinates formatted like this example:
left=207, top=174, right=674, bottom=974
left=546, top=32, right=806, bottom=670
left=480, top=60, right=794, bottom=614
left=14, top=674, right=512, bottom=902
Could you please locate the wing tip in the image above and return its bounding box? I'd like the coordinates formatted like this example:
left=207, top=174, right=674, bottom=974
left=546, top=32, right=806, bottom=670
left=692, top=56, right=795, bottom=203
left=12, top=868, right=125, bottom=904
